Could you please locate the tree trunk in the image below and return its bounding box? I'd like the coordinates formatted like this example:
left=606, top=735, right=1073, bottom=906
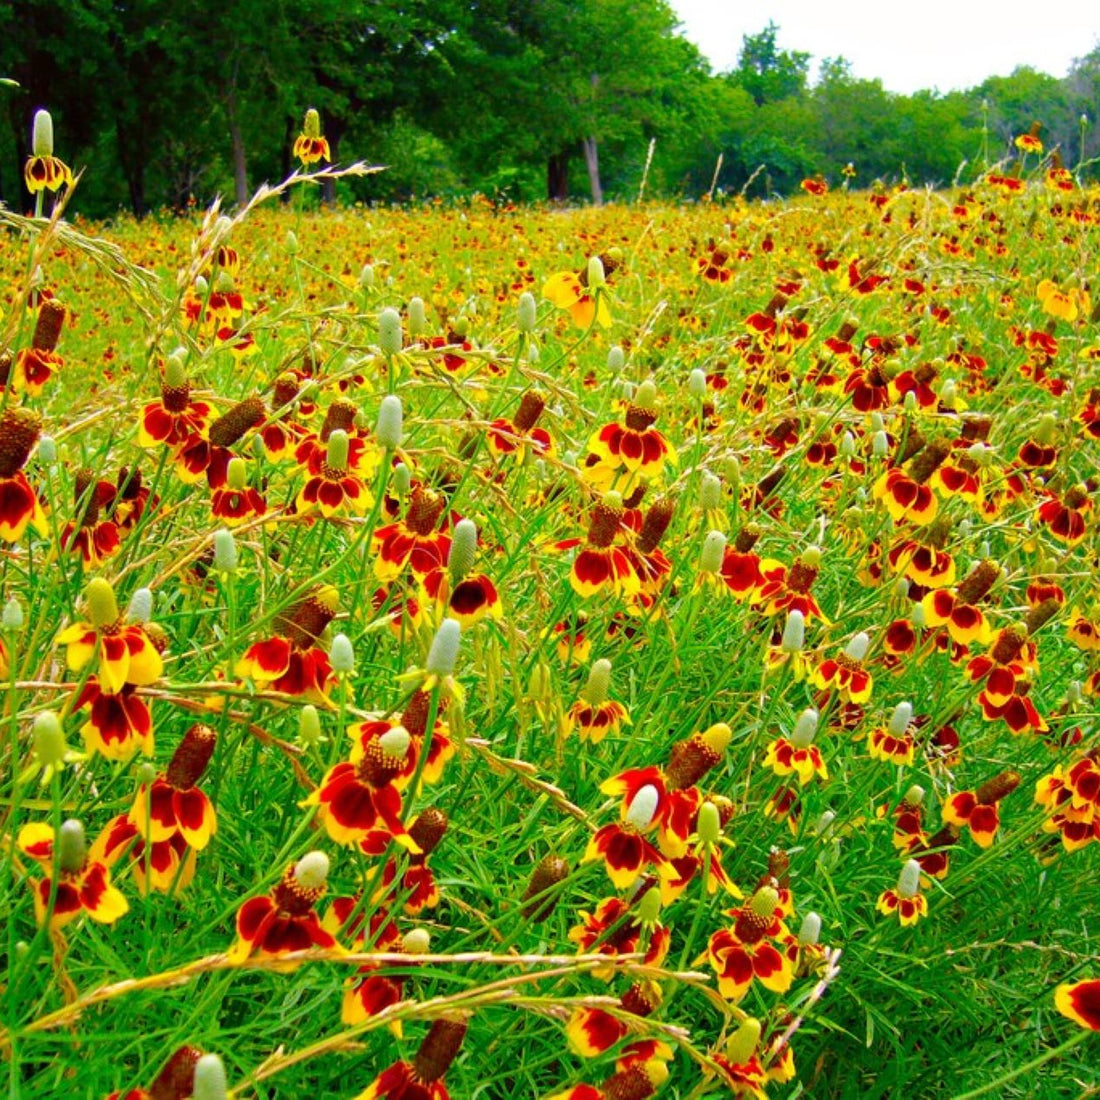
left=582, top=137, right=602, bottom=205
left=226, top=88, right=248, bottom=207
left=281, top=116, right=294, bottom=202
left=547, top=151, right=570, bottom=202
left=116, top=121, right=147, bottom=217
left=321, top=114, right=347, bottom=206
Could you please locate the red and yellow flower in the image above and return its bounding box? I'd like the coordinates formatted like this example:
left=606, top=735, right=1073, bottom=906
left=943, top=770, right=1020, bottom=848
left=0, top=406, right=48, bottom=542
left=706, top=886, right=793, bottom=1002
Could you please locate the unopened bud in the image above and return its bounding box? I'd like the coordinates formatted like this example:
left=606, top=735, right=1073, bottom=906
left=586, top=256, right=605, bottom=288
left=299, top=704, right=322, bottom=746
left=582, top=659, right=612, bottom=706
left=625, top=785, right=660, bottom=830
left=330, top=633, right=354, bottom=674
left=326, top=429, right=349, bottom=472
left=889, top=702, right=913, bottom=736
left=870, top=412, right=886, bottom=433
left=37, top=435, right=57, bottom=465
left=781, top=609, right=805, bottom=652
left=791, top=707, right=818, bottom=746
left=911, top=603, right=926, bottom=630
left=392, top=462, right=411, bottom=495
left=224, top=457, right=247, bottom=492
left=634, top=379, right=657, bottom=410
left=303, top=108, right=321, bottom=139
left=408, top=297, right=427, bottom=338
left=840, top=431, right=856, bottom=458
left=426, top=619, right=460, bottom=678
left=448, top=519, right=477, bottom=584
left=607, top=345, right=625, bottom=373
left=359, top=264, right=375, bottom=289
left=700, top=530, right=726, bottom=573
left=3, top=597, right=23, bottom=632
left=375, top=395, right=403, bottom=449
left=33, top=712, right=66, bottom=767
left=402, top=927, right=431, bottom=954
left=798, top=911, right=822, bottom=946
left=688, top=368, right=707, bottom=400
left=750, top=884, right=780, bottom=917
left=127, top=587, right=153, bottom=623
left=844, top=632, right=870, bottom=661
left=517, top=292, right=537, bottom=333
left=192, top=1054, right=228, bottom=1100
left=903, top=390, right=918, bottom=413
left=725, top=1018, right=761, bottom=1065
left=378, top=308, right=403, bottom=356
left=194, top=275, right=209, bottom=298
left=903, top=783, right=925, bottom=806
left=814, top=809, right=836, bottom=835
left=637, top=886, right=661, bottom=925
left=872, top=430, right=889, bottom=457
left=285, top=230, right=299, bottom=255
left=802, top=544, right=822, bottom=567
left=700, top=471, right=721, bottom=510
left=293, top=850, right=330, bottom=890
left=893, top=577, right=911, bottom=599
left=213, top=529, right=237, bottom=573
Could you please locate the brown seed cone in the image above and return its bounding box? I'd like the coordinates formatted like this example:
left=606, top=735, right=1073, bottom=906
left=0, top=351, right=12, bottom=387
left=767, top=848, right=790, bottom=886
left=356, top=739, right=408, bottom=787
left=1025, top=598, right=1061, bottom=636
left=734, top=523, right=761, bottom=554
left=665, top=734, right=720, bottom=791
left=279, top=592, right=336, bottom=648
left=513, top=391, right=547, bottom=434
left=960, top=415, right=992, bottom=442
left=402, top=691, right=443, bottom=738
left=32, top=300, right=65, bottom=353
left=320, top=399, right=358, bottom=442
left=956, top=560, right=1000, bottom=605
left=733, top=907, right=772, bottom=944
left=836, top=320, right=858, bottom=342
left=409, top=808, right=449, bottom=857
left=620, top=980, right=661, bottom=1017
left=976, top=770, right=1021, bottom=805
left=914, top=362, right=938, bottom=386
left=208, top=396, right=265, bottom=448
left=770, top=417, right=799, bottom=446
left=757, top=466, right=785, bottom=500
left=273, top=863, right=325, bottom=916
left=166, top=724, right=217, bottom=789
left=923, top=823, right=960, bottom=851
left=116, top=465, right=143, bottom=501
left=521, top=854, right=569, bottom=921
left=636, top=498, right=675, bottom=555
left=895, top=426, right=927, bottom=466
left=603, top=1065, right=660, bottom=1100
left=149, top=1045, right=204, bottom=1100
left=866, top=364, right=890, bottom=388
left=406, top=486, right=446, bottom=536
left=587, top=500, right=623, bottom=549
left=788, top=559, right=819, bottom=594
left=624, top=405, right=658, bottom=432
left=907, top=439, right=952, bottom=484
left=1064, top=485, right=1090, bottom=510
left=161, top=381, right=191, bottom=413
left=73, top=467, right=99, bottom=526
left=622, top=484, right=647, bottom=510
left=990, top=627, right=1027, bottom=665
left=413, top=1017, right=468, bottom=1083
left=0, top=406, right=41, bottom=477
left=763, top=291, right=788, bottom=318
left=272, top=374, right=301, bottom=408
left=921, top=515, right=953, bottom=550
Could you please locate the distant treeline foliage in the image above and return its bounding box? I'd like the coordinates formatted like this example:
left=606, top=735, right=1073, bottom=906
left=3, top=2, right=1100, bottom=215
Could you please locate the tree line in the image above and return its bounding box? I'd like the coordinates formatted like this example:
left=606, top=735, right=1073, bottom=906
left=3, top=1, right=1100, bottom=217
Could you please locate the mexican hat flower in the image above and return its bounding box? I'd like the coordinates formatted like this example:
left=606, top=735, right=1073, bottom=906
left=1055, top=979, right=1100, bottom=1030
left=706, top=885, right=793, bottom=1002
left=0, top=406, right=48, bottom=542
left=293, top=108, right=331, bottom=166
left=543, top=254, right=615, bottom=330
left=23, top=109, right=73, bottom=195
left=354, top=1016, right=468, bottom=1100
left=943, top=769, right=1020, bottom=848
left=138, top=355, right=213, bottom=448
left=14, top=298, right=66, bottom=395
left=18, top=819, right=128, bottom=928
left=876, top=858, right=927, bottom=926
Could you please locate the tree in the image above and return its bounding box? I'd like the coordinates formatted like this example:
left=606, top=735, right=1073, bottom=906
left=729, top=22, right=809, bottom=106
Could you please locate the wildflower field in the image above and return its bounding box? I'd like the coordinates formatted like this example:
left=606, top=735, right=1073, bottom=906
left=4, top=149, right=1100, bottom=1100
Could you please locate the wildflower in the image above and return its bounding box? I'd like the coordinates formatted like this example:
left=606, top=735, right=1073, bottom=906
left=139, top=355, right=212, bottom=447
left=18, top=819, right=128, bottom=928
left=626, top=497, right=675, bottom=595
left=1015, top=122, right=1043, bottom=153
left=706, top=1018, right=768, bottom=1098
left=211, top=457, right=267, bottom=526
left=811, top=633, right=873, bottom=702
left=558, top=493, right=639, bottom=598
left=92, top=811, right=197, bottom=895
left=706, top=885, right=793, bottom=1002
left=869, top=702, right=916, bottom=766
left=584, top=385, right=676, bottom=491
left=72, top=678, right=154, bottom=761
left=488, top=390, right=553, bottom=459
left=764, top=708, right=827, bottom=784
left=565, top=980, right=662, bottom=1057
left=373, top=807, right=449, bottom=914
left=228, top=851, right=339, bottom=963
left=943, top=770, right=1020, bottom=847
left=344, top=694, right=449, bottom=800
left=1037, top=484, right=1091, bottom=546
left=60, top=469, right=121, bottom=570
left=872, top=438, right=952, bottom=525
left=130, top=724, right=218, bottom=851
left=14, top=298, right=66, bottom=394
left=585, top=783, right=673, bottom=888
left=355, top=1016, right=468, bottom=1100
left=57, top=579, right=163, bottom=696
left=567, top=659, right=630, bottom=744
left=0, top=406, right=48, bottom=542
left=569, top=892, right=671, bottom=979
left=719, top=525, right=764, bottom=599
left=23, top=109, right=72, bottom=194
left=297, top=429, right=371, bottom=518
left=876, top=859, right=927, bottom=925
left=921, top=559, right=999, bottom=647
left=422, top=518, right=501, bottom=627
left=548, top=1061, right=669, bottom=1100
left=1037, top=279, right=1090, bottom=323
left=695, top=239, right=732, bottom=284
left=176, top=396, right=265, bottom=487
left=236, top=586, right=338, bottom=699
left=521, top=853, right=570, bottom=922
left=372, top=485, right=452, bottom=582
left=105, top=1045, right=204, bottom=1100
left=1035, top=750, right=1100, bottom=851
left=543, top=255, right=615, bottom=329
left=1055, top=979, right=1100, bottom=1030
left=293, top=108, right=330, bottom=166
left=753, top=547, right=827, bottom=622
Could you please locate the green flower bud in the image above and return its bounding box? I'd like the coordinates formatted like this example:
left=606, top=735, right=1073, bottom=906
left=127, top=587, right=153, bottom=623
left=844, top=632, right=870, bottom=661
left=214, top=270, right=235, bottom=295
left=634, top=378, right=657, bottom=410
left=699, top=471, right=721, bottom=511
left=135, top=761, right=157, bottom=785
left=725, top=1018, right=761, bottom=1065
left=58, top=819, right=86, bottom=874
left=3, top=597, right=23, bottom=632
left=870, top=412, right=886, bottom=433
left=378, top=725, right=411, bottom=759
left=32, top=109, right=55, bottom=158
left=903, top=783, right=925, bottom=806
left=378, top=307, right=403, bottom=356
left=392, top=463, right=411, bottom=495
left=940, top=380, right=957, bottom=409
left=426, top=619, right=460, bottom=678
left=303, top=108, right=321, bottom=139
left=402, top=927, right=431, bottom=954
left=903, top=390, right=918, bottom=413
left=607, top=345, right=625, bottom=373
left=299, top=704, right=322, bottom=746
left=375, top=395, right=403, bottom=450
left=33, top=712, right=67, bottom=768
left=586, top=256, right=605, bottom=288
left=814, top=809, right=836, bottom=835
left=749, top=884, right=780, bottom=918
left=85, top=578, right=119, bottom=629
left=839, top=431, right=856, bottom=458
left=802, top=545, right=822, bottom=567
left=359, top=264, right=375, bottom=289
left=791, top=707, right=818, bottom=747
left=192, top=1054, right=228, bottom=1100
left=213, top=528, right=237, bottom=573
left=293, top=850, right=330, bottom=890
left=37, top=435, right=57, bottom=465
left=687, top=368, right=707, bottom=400
left=697, top=800, right=722, bottom=845
left=330, top=633, right=354, bottom=674
left=911, top=602, right=926, bottom=630
left=636, top=885, right=662, bottom=926
left=897, top=858, right=921, bottom=898
left=326, top=429, right=349, bottom=472
left=893, top=576, right=910, bottom=599
left=889, top=702, right=913, bottom=736
left=408, top=297, right=427, bottom=338
left=781, top=609, right=805, bottom=652
left=226, top=457, right=247, bottom=492
left=798, top=911, right=822, bottom=946
left=517, top=292, right=537, bottom=333
left=165, top=350, right=188, bottom=388
left=285, top=230, right=300, bottom=255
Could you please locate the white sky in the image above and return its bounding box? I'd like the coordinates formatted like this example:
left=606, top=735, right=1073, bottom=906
left=671, top=0, right=1100, bottom=95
